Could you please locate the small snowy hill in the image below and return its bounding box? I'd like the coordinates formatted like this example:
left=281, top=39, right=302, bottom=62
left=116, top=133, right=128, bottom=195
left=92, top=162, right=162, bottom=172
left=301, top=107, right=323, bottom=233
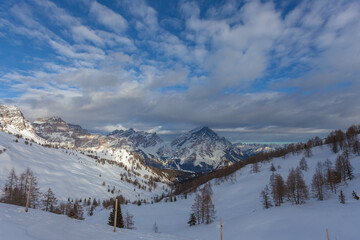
left=0, top=131, right=170, bottom=202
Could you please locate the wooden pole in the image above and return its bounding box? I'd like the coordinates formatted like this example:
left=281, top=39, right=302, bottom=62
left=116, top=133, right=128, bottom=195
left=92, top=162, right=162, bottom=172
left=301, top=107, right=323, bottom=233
left=220, top=218, right=223, bottom=240
left=25, top=178, right=32, bottom=213
left=326, top=228, right=330, bottom=240
left=114, top=198, right=118, bottom=232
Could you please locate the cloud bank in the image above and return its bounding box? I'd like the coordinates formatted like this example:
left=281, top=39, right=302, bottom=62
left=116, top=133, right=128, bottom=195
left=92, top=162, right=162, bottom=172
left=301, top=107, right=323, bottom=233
left=0, top=0, right=359, bottom=142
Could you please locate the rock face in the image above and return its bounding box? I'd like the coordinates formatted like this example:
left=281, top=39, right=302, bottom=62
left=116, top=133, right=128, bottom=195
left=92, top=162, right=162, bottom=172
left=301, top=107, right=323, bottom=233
left=0, top=105, right=45, bottom=143
left=158, top=127, right=246, bottom=172
left=33, top=117, right=92, bottom=148
left=108, top=128, right=164, bottom=149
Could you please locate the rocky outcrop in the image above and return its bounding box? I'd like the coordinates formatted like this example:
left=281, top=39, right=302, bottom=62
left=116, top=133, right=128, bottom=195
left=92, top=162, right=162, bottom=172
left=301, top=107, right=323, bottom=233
left=0, top=105, right=45, bottom=143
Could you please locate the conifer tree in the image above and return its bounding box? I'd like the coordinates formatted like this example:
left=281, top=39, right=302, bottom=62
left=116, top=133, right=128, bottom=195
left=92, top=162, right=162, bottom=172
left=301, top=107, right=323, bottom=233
left=108, top=201, right=124, bottom=228
left=339, top=190, right=346, bottom=204
left=352, top=191, right=359, bottom=200
left=188, top=213, right=196, bottom=226
left=270, top=163, right=276, bottom=172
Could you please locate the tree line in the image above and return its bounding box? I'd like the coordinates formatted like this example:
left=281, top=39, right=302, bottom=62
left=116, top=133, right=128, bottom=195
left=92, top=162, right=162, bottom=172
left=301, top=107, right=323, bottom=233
left=261, top=148, right=357, bottom=208
left=174, top=124, right=360, bottom=196
left=188, top=183, right=216, bottom=226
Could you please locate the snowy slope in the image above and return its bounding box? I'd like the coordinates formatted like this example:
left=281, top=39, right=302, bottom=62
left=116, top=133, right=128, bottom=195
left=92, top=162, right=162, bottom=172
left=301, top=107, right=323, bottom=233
left=0, top=105, right=46, bottom=144
left=0, top=203, right=186, bottom=240
left=1, top=141, right=360, bottom=239
left=114, top=144, right=360, bottom=240
left=0, top=131, right=170, bottom=202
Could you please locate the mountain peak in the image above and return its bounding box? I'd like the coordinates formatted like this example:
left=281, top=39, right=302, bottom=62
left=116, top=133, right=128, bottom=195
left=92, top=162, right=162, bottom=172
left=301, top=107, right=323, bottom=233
left=0, top=105, right=45, bottom=143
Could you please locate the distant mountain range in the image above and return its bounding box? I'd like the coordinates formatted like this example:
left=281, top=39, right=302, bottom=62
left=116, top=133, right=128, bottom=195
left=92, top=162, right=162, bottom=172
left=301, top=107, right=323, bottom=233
left=0, top=105, right=283, bottom=173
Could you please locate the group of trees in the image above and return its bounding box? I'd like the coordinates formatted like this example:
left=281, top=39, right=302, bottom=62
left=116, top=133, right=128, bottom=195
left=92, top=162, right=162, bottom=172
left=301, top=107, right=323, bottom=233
left=0, top=168, right=98, bottom=220
left=107, top=196, right=135, bottom=229
left=262, top=148, right=355, bottom=208
left=188, top=183, right=216, bottom=226
left=262, top=166, right=309, bottom=208
left=1, top=168, right=41, bottom=208
left=175, top=124, right=360, bottom=196
left=311, top=151, right=353, bottom=201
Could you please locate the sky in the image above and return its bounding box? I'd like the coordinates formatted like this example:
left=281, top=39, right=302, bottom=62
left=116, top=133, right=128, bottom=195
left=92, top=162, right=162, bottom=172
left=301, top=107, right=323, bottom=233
left=0, top=0, right=360, bottom=142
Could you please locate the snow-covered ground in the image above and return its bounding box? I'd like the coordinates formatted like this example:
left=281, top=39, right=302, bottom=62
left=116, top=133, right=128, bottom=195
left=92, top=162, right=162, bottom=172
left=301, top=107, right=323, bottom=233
left=1, top=136, right=360, bottom=239
left=0, top=132, right=169, bottom=202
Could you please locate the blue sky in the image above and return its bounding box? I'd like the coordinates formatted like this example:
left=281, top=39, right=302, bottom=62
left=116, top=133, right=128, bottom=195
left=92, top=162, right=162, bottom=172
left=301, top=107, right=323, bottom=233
left=1, top=0, right=360, bottom=142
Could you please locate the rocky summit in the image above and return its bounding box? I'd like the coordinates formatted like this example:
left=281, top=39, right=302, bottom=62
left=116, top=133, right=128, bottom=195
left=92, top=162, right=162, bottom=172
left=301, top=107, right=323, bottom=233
left=0, top=105, right=247, bottom=173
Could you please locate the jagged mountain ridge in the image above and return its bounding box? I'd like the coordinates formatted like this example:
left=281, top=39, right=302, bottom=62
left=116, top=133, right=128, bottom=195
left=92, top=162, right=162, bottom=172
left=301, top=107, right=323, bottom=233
left=0, top=105, right=247, bottom=173
left=235, top=142, right=286, bottom=156
left=157, top=127, right=246, bottom=172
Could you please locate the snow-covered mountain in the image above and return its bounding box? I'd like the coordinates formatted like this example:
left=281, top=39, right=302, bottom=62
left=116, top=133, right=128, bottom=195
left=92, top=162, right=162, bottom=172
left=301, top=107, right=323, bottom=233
left=0, top=105, right=45, bottom=144
left=1, top=105, right=246, bottom=173
left=1, top=134, right=360, bottom=240
left=157, top=127, right=246, bottom=172
left=235, top=142, right=285, bottom=156
left=0, top=131, right=170, bottom=202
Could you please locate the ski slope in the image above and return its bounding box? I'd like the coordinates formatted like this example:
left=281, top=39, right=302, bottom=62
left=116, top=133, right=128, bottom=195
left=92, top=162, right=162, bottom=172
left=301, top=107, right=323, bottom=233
left=1, top=139, right=360, bottom=239
left=104, top=144, right=360, bottom=240
left=0, top=132, right=169, bottom=202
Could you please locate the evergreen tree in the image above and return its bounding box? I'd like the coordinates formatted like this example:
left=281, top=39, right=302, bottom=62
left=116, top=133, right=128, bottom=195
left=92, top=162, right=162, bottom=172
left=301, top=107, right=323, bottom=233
left=339, top=190, right=346, bottom=204
left=261, top=185, right=273, bottom=209
left=108, top=201, right=124, bottom=228
left=270, top=163, right=276, bottom=172
left=188, top=213, right=196, bottom=226
left=68, top=200, right=84, bottom=220
left=87, top=205, right=94, bottom=216
left=352, top=191, right=359, bottom=200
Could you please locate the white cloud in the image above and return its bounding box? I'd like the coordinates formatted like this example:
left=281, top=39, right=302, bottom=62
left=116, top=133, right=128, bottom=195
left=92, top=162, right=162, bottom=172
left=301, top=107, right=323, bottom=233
left=90, top=1, right=127, bottom=33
